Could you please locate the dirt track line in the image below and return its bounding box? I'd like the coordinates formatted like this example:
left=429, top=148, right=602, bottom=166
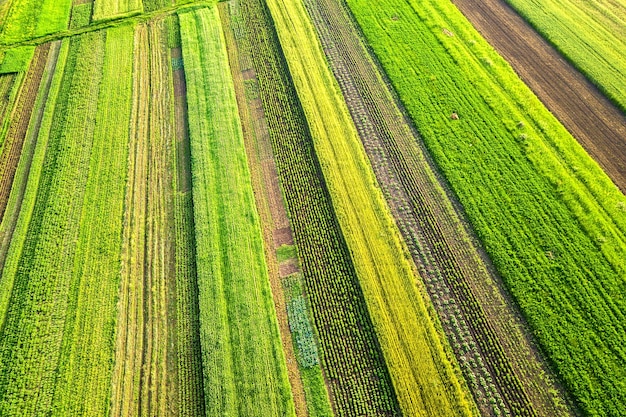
left=452, top=0, right=626, bottom=193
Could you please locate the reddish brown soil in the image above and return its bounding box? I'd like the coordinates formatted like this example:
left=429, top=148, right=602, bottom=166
left=0, top=43, right=51, bottom=222
left=274, top=226, right=294, bottom=247
left=279, top=259, right=299, bottom=278
left=453, top=0, right=626, bottom=192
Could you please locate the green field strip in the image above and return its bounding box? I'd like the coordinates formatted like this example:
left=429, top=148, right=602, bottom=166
left=218, top=4, right=323, bottom=414
left=69, top=3, right=93, bottom=29
left=179, top=6, right=295, bottom=416
left=0, top=0, right=13, bottom=33
left=0, top=41, right=61, bottom=277
left=504, top=0, right=626, bottom=113
left=92, top=0, right=143, bottom=22
left=34, top=0, right=73, bottom=37
left=0, top=29, right=106, bottom=415
left=281, top=273, right=333, bottom=417
left=345, top=0, right=626, bottom=415
left=0, top=46, right=35, bottom=73
left=0, top=0, right=72, bottom=45
left=0, top=40, right=68, bottom=333
left=265, top=0, right=478, bottom=415
left=169, top=13, right=207, bottom=417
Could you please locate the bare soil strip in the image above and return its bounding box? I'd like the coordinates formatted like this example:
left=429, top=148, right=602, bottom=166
left=452, top=0, right=626, bottom=193
left=219, top=3, right=309, bottom=415
left=303, top=0, right=577, bottom=415
left=0, top=42, right=50, bottom=221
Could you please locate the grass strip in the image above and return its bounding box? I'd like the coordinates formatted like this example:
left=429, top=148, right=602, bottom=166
left=179, top=6, right=295, bottom=416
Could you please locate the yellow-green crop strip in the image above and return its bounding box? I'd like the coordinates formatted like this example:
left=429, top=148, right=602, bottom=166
left=0, top=0, right=72, bottom=44
left=179, top=6, right=295, bottom=416
left=92, top=0, right=143, bottom=22
left=265, top=0, right=477, bottom=415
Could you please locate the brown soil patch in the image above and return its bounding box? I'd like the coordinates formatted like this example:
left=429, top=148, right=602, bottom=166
left=274, top=226, right=294, bottom=247
left=242, top=68, right=255, bottom=80
left=279, top=259, right=299, bottom=278
left=453, top=0, right=626, bottom=193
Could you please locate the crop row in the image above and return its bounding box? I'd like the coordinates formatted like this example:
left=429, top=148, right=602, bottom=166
left=0, top=23, right=134, bottom=415
left=0, top=44, right=49, bottom=222
left=179, top=6, right=295, bottom=416
left=346, top=0, right=626, bottom=415
left=265, top=0, right=484, bottom=415
left=0, top=32, right=105, bottom=415
left=237, top=0, right=401, bottom=414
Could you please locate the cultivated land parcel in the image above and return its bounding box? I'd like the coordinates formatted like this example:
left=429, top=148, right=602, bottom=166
left=0, top=0, right=625, bottom=416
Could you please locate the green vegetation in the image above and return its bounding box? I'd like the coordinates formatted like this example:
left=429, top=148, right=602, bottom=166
left=0, top=41, right=68, bottom=329
left=266, top=0, right=478, bottom=415
left=276, top=243, right=297, bottom=263
left=346, top=0, right=626, bottom=415
left=282, top=274, right=333, bottom=417
left=179, top=6, right=295, bottom=416
left=0, top=46, right=34, bottom=73
left=93, top=0, right=143, bottom=22
left=0, top=0, right=624, bottom=415
left=0, top=0, right=72, bottom=44
left=504, top=0, right=626, bottom=112
left=0, top=32, right=106, bottom=415
left=0, top=23, right=134, bottom=415
left=69, top=3, right=92, bottom=30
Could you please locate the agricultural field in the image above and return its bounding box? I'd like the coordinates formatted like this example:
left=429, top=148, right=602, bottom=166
left=0, top=0, right=624, bottom=416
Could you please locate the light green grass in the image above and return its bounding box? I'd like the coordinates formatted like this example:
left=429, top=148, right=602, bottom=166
left=346, top=0, right=626, bottom=415
left=0, top=0, right=71, bottom=44
left=0, top=46, right=34, bottom=73
left=0, top=30, right=106, bottom=415
left=179, top=6, right=295, bottom=416
left=0, top=24, right=134, bottom=416
left=276, top=244, right=297, bottom=263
